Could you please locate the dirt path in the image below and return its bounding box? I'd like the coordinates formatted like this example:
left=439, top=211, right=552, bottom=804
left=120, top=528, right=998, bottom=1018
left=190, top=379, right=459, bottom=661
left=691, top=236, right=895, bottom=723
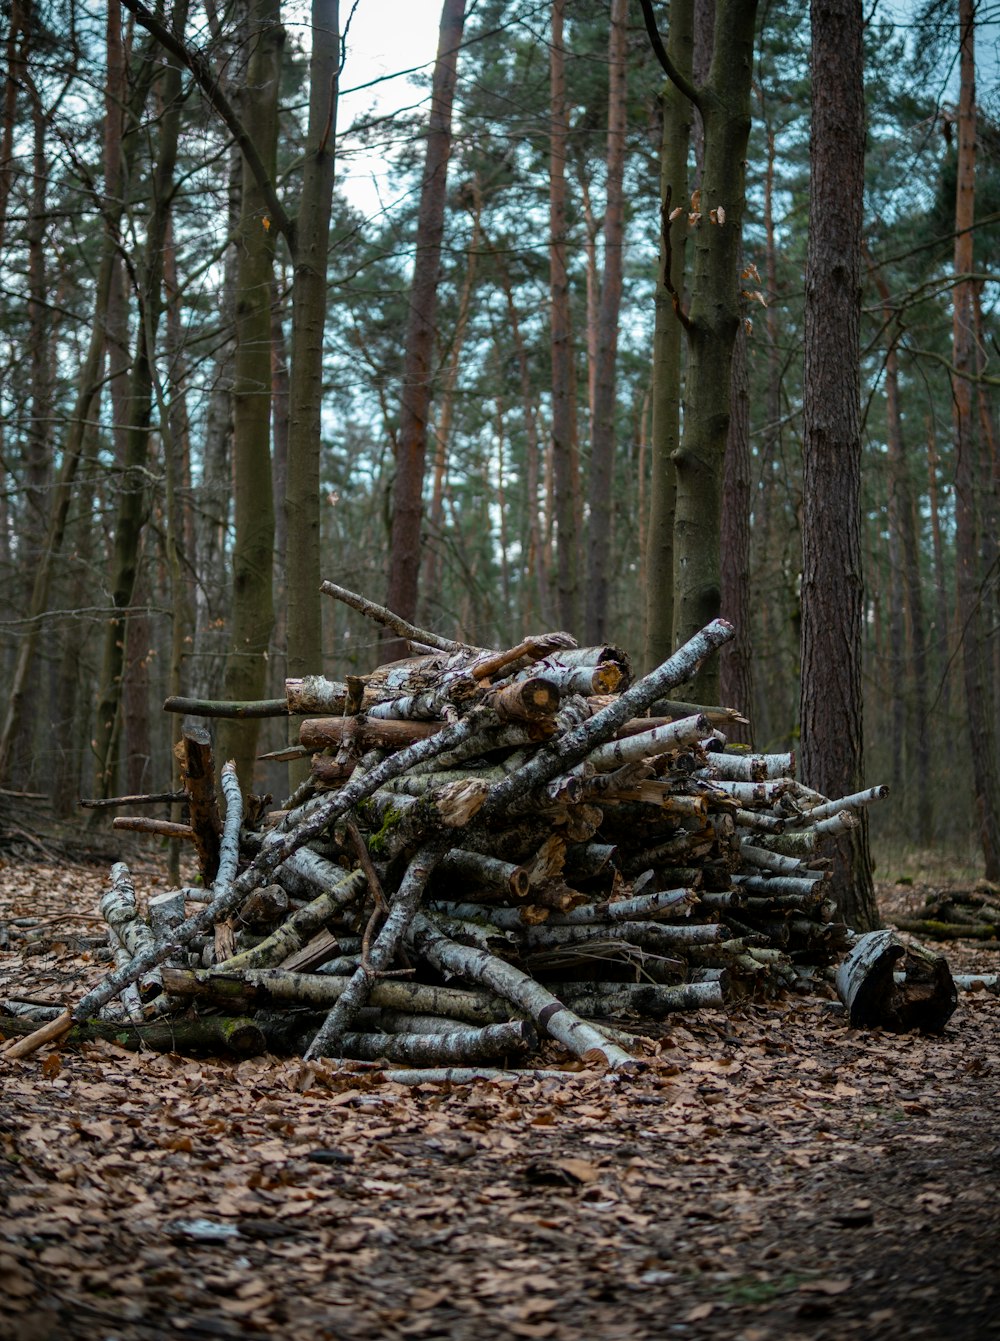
left=2, top=862, right=999, bottom=1341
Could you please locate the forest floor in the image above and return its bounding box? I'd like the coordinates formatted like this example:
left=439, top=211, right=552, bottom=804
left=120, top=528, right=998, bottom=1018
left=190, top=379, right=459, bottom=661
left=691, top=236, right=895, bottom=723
left=1, top=856, right=999, bottom=1341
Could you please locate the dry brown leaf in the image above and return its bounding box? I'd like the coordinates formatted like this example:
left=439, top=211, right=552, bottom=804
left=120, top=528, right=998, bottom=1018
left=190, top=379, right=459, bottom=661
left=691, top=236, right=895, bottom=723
left=799, top=1277, right=852, bottom=1295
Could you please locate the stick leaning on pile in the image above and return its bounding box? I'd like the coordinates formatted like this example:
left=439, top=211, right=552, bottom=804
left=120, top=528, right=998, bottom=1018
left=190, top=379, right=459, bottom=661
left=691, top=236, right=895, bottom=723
left=1, top=613, right=735, bottom=1064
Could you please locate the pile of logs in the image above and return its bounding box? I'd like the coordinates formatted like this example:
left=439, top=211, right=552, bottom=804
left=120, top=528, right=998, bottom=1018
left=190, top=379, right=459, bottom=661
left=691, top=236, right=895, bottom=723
left=2, top=588, right=894, bottom=1070
left=893, top=884, right=1000, bottom=944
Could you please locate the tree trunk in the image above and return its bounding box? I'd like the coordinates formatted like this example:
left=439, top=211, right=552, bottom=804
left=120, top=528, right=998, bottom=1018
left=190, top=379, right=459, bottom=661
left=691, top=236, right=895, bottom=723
left=217, top=0, right=283, bottom=788
left=194, top=141, right=241, bottom=702
left=285, top=0, right=339, bottom=732
left=422, top=196, right=481, bottom=619
left=719, top=272, right=753, bottom=741
left=870, top=261, right=933, bottom=845
left=92, top=2, right=189, bottom=797
left=972, top=285, right=1000, bottom=730
left=798, top=0, right=877, bottom=928
left=951, top=0, right=1000, bottom=880
left=383, top=0, right=466, bottom=658
left=643, top=0, right=692, bottom=669
left=671, top=0, right=757, bottom=701
left=549, top=0, right=580, bottom=636
left=584, top=0, right=628, bottom=643
left=499, top=259, right=550, bottom=626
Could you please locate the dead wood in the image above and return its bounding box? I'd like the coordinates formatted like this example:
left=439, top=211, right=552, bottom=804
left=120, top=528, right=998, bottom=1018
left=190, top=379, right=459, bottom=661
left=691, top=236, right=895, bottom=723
left=3, top=597, right=905, bottom=1071
left=111, top=818, right=195, bottom=839
left=0, top=1012, right=267, bottom=1056
left=836, top=930, right=957, bottom=1033
left=174, top=726, right=222, bottom=882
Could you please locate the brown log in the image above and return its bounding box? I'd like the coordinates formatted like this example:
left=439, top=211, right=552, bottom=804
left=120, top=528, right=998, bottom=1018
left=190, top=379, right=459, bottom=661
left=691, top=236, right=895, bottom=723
left=437, top=849, right=532, bottom=899
left=893, top=919, right=998, bottom=942
left=300, top=716, right=440, bottom=752
left=279, top=928, right=346, bottom=972
left=645, top=697, right=748, bottom=725
left=174, top=725, right=222, bottom=883
left=237, top=883, right=290, bottom=930
left=486, top=676, right=562, bottom=722
left=470, top=632, right=578, bottom=680
left=112, top=818, right=196, bottom=839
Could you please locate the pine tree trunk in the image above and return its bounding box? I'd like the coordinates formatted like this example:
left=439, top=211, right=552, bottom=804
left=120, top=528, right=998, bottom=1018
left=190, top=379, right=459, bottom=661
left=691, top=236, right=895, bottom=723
left=643, top=0, right=692, bottom=669
left=285, top=0, right=339, bottom=726
left=384, top=0, right=466, bottom=657
left=870, top=263, right=933, bottom=845
left=799, top=0, right=877, bottom=928
left=671, top=0, right=757, bottom=702
left=499, top=261, right=550, bottom=627
left=423, top=198, right=481, bottom=618
left=951, top=0, right=1000, bottom=880
left=720, top=277, right=753, bottom=741
left=584, top=0, right=628, bottom=643
left=195, top=141, right=241, bottom=702
left=217, top=0, right=283, bottom=789
left=92, top=3, right=189, bottom=797
left=548, top=0, right=580, bottom=636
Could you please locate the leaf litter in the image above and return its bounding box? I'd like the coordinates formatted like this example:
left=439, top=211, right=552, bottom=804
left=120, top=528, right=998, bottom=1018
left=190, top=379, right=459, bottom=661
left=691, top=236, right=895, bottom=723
left=2, top=860, right=1000, bottom=1340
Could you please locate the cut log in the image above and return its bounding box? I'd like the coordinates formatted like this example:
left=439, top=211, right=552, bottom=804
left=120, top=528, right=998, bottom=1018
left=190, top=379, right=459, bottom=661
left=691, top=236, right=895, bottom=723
left=100, top=863, right=161, bottom=1001
left=304, top=845, right=442, bottom=1060
left=408, top=913, right=638, bottom=1069
left=174, top=726, right=222, bottom=882
left=330, top=1020, right=535, bottom=1065
left=161, top=966, right=513, bottom=1025
left=0, top=1012, right=266, bottom=1056
left=835, top=930, right=957, bottom=1033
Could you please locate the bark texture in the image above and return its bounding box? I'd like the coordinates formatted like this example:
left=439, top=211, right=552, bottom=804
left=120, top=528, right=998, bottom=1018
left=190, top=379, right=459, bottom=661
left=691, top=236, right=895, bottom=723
left=216, top=0, right=283, bottom=788
left=384, top=0, right=466, bottom=657
left=951, top=0, right=1000, bottom=880
left=798, top=0, right=877, bottom=929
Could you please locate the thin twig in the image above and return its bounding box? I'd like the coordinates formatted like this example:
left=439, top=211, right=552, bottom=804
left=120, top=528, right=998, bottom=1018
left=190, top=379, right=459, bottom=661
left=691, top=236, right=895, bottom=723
left=320, top=581, right=482, bottom=655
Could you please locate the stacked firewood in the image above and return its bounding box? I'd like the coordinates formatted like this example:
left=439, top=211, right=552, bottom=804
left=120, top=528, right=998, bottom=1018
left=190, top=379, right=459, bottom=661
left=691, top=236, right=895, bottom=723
left=893, top=884, right=1000, bottom=943
left=2, top=588, right=891, bottom=1070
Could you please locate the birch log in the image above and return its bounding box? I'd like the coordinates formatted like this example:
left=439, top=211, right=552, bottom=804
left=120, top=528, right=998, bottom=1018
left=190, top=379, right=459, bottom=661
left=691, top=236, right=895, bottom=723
left=408, top=913, right=637, bottom=1068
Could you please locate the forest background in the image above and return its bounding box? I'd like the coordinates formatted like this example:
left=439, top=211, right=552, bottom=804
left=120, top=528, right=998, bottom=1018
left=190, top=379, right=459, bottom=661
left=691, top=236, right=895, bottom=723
left=0, top=0, right=997, bottom=915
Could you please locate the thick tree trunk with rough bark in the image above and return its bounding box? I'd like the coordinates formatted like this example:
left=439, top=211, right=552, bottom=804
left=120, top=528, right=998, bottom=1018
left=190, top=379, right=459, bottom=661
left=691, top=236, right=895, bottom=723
left=671, top=2, right=757, bottom=702
left=799, top=0, right=877, bottom=929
